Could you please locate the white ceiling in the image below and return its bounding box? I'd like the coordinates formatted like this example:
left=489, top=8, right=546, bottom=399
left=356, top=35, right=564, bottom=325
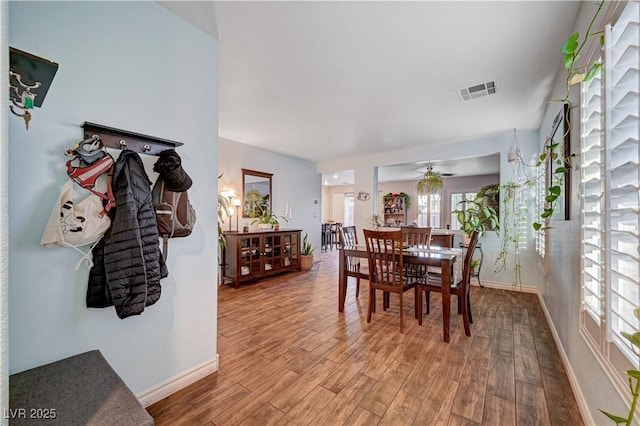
left=164, top=1, right=581, bottom=181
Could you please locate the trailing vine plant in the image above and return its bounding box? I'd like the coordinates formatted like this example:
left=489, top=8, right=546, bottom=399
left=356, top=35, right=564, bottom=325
left=495, top=180, right=533, bottom=288
left=532, top=0, right=605, bottom=231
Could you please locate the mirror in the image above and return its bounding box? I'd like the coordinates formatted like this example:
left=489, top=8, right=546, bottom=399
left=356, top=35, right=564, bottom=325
left=242, top=168, right=273, bottom=218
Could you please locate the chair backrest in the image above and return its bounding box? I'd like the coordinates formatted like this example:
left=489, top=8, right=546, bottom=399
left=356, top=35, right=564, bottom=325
left=401, top=226, right=432, bottom=247
left=461, top=230, right=480, bottom=285
left=340, top=225, right=358, bottom=246
left=363, top=229, right=404, bottom=287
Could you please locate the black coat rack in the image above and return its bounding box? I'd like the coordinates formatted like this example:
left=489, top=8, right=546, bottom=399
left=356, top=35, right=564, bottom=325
left=82, top=122, right=183, bottom=156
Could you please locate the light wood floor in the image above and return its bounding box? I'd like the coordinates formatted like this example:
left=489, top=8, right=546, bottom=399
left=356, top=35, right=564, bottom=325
left=147, top=250, right=583, bottom=425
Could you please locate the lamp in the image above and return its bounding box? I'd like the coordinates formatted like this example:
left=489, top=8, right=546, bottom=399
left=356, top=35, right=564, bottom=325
left=416, top=162, right=444, bottom=195
left=233, top=198, right=242, bottom=230
left=227, top=207, right=234, bottom=231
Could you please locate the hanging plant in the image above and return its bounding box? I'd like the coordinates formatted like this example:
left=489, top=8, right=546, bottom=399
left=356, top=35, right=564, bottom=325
left=533, top=0, right=605, bottom=230
left=495, top=181, right=533, bottom=288
left=416, top=164, right=444, bottom=195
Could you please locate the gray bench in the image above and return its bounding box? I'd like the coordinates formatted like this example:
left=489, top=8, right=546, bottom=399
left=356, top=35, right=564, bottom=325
left=9, top=350, right=154, bottom=426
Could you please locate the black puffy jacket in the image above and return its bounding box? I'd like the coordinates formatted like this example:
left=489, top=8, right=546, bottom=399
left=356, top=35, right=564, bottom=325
left=87, top=150, right=168, bottom=318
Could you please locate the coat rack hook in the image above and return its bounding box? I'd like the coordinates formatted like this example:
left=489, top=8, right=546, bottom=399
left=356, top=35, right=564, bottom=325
left=119, top=139, right=127, bottom=148
left=142, top=144, right=151, bottom=152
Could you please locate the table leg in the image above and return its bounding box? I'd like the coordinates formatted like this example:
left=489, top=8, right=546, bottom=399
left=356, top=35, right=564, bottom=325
left=339, top=248, right=346, bottom=312
left=442, top=258, right=451, bottom=343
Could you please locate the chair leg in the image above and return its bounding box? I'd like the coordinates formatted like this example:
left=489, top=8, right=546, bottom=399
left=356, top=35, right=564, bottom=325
left=399, top=293, right=404, bottom=333
left=416, top=287, right=423, bottom=326
left=425, top=291, right=430, bottom=314
left=457, top=294, right=463, bottom=314
left=356, top=277, right=360, bottom=297
left=461, top=292, right=471, bottom=336
left=367, top=288, right=374, bottom=323
left=467, top=291, right=473, bottom=324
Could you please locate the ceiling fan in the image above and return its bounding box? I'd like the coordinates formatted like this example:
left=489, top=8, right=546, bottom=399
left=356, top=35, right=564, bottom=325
left=415, top=162, right=456, bottom=178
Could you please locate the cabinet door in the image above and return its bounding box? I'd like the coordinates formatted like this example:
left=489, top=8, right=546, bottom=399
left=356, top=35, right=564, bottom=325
left=238, top=235, right=262, bottom=277
left=263, top=234, right=283, bottom=272
left=282, top=232, right=300, bottom=268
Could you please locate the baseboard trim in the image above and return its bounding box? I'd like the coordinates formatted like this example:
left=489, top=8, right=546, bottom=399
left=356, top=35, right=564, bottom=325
left=137, top=354, right=219, bottom=407
left=473, top=280, right=538, bottom=294
left=537, top=295, right=595, bottom=426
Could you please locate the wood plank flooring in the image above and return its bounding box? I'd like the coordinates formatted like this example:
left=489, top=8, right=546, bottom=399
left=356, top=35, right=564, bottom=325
left=147, top=250, right=583, bottom=425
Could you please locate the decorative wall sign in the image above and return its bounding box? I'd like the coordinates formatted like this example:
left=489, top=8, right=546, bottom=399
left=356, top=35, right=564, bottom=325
left=356, top=191, right=370, bottom=201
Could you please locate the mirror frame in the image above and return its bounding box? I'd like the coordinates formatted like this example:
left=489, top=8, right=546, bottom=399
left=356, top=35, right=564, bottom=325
left=242, top=168, right=273, bottom=218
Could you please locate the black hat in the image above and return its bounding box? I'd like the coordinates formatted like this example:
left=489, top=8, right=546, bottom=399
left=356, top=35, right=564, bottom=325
left=153, top=149, right=193, bottom=192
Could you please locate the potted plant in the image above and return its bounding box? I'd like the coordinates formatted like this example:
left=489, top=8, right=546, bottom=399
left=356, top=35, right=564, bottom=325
left=470, top=258, right=480, bottom=276
left=368, top=214, right=384, bottom=230
left=250, top=207, right=287, bottom=230
left=300, top=232, right=314, bottom=270
left=453, top=195, right=499, bottom=237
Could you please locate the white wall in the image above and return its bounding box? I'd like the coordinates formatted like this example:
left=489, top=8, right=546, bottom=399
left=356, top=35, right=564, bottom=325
left=218, top=138, right=322, bottom=254
left=8, top=1, right=219, bottom=401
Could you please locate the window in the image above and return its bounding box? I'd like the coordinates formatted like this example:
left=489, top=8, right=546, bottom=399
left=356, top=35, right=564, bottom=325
left=450, top=191, right=478, bottom=230
left=343, top=193, right=354, bottom=226
left=580, top=1, right=639, bottom=385
left=535, top=160, right=547, bottom=258
left=417, top=194, right=441, bottom=228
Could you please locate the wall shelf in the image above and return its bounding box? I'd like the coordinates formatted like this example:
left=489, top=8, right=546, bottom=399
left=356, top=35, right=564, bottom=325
left=82, top=122, right=183, bottom=156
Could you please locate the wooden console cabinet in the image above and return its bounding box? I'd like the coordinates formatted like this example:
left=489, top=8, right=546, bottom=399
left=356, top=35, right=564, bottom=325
left=222, top=229, right=302, bottom=288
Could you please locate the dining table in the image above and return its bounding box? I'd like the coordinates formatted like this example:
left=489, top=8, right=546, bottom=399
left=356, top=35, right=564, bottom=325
left=338, top=244, right=463, bottom=343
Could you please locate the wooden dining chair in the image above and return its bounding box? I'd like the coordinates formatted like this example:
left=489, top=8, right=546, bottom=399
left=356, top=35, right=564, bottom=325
left=363, top=229, right=418, bottom=333
left=416, top=230, right=480, bottom=337
left=401, top=226, right=432, bottom=246
left=339, top=226, right=367, bottom=297
left=401, top=226, right=432, bottom=284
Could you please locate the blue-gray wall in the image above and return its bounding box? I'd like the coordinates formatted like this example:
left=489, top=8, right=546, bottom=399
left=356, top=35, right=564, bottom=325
left=7, top=1, right=220, bottom=400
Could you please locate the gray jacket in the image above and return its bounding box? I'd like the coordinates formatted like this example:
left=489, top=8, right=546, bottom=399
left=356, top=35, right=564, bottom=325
left=87, top=150, right=168, bottom=318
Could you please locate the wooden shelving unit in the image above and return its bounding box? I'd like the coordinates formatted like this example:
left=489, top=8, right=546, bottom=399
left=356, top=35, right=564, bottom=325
left=383, top=194, right=407, bottom=226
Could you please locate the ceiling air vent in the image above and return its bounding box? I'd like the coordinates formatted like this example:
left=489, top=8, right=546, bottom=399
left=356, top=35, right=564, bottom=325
left=457, top=80, right=497, bottom=101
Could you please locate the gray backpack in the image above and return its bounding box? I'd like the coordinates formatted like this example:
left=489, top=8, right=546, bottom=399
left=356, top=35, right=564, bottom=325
left=152, top=177, right=196, bottom=259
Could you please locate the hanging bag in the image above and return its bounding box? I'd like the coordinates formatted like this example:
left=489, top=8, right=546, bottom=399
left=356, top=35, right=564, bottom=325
left=152, top=177, right=196, bottom=260
left=41, top=180, right=112, bottom=270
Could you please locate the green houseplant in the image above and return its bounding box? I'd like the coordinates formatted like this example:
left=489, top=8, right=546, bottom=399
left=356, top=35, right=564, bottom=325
left=300, top=232, right=314, bottom=271
left=250, top=206, right=288, bottom=230
left=453, top=196, right=499, bottom=237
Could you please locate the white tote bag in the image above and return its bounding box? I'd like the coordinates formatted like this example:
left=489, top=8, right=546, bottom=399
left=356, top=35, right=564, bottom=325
left=41, top=180, right=112, bottom=269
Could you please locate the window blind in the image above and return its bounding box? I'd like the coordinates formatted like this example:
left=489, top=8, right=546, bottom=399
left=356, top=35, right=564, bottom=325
left=581, top=61, right=604, bottom=327
left=580, top=0, right=639, bottom=379
left=605, top=2, right=639, bottom=362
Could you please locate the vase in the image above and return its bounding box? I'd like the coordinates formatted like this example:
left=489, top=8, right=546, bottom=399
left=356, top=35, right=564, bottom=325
left=301, top=255, right=313, bottom=271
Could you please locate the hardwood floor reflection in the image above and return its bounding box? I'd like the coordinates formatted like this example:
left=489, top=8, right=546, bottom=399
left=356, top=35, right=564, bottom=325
left=147, top=250, right=583, bottom=425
